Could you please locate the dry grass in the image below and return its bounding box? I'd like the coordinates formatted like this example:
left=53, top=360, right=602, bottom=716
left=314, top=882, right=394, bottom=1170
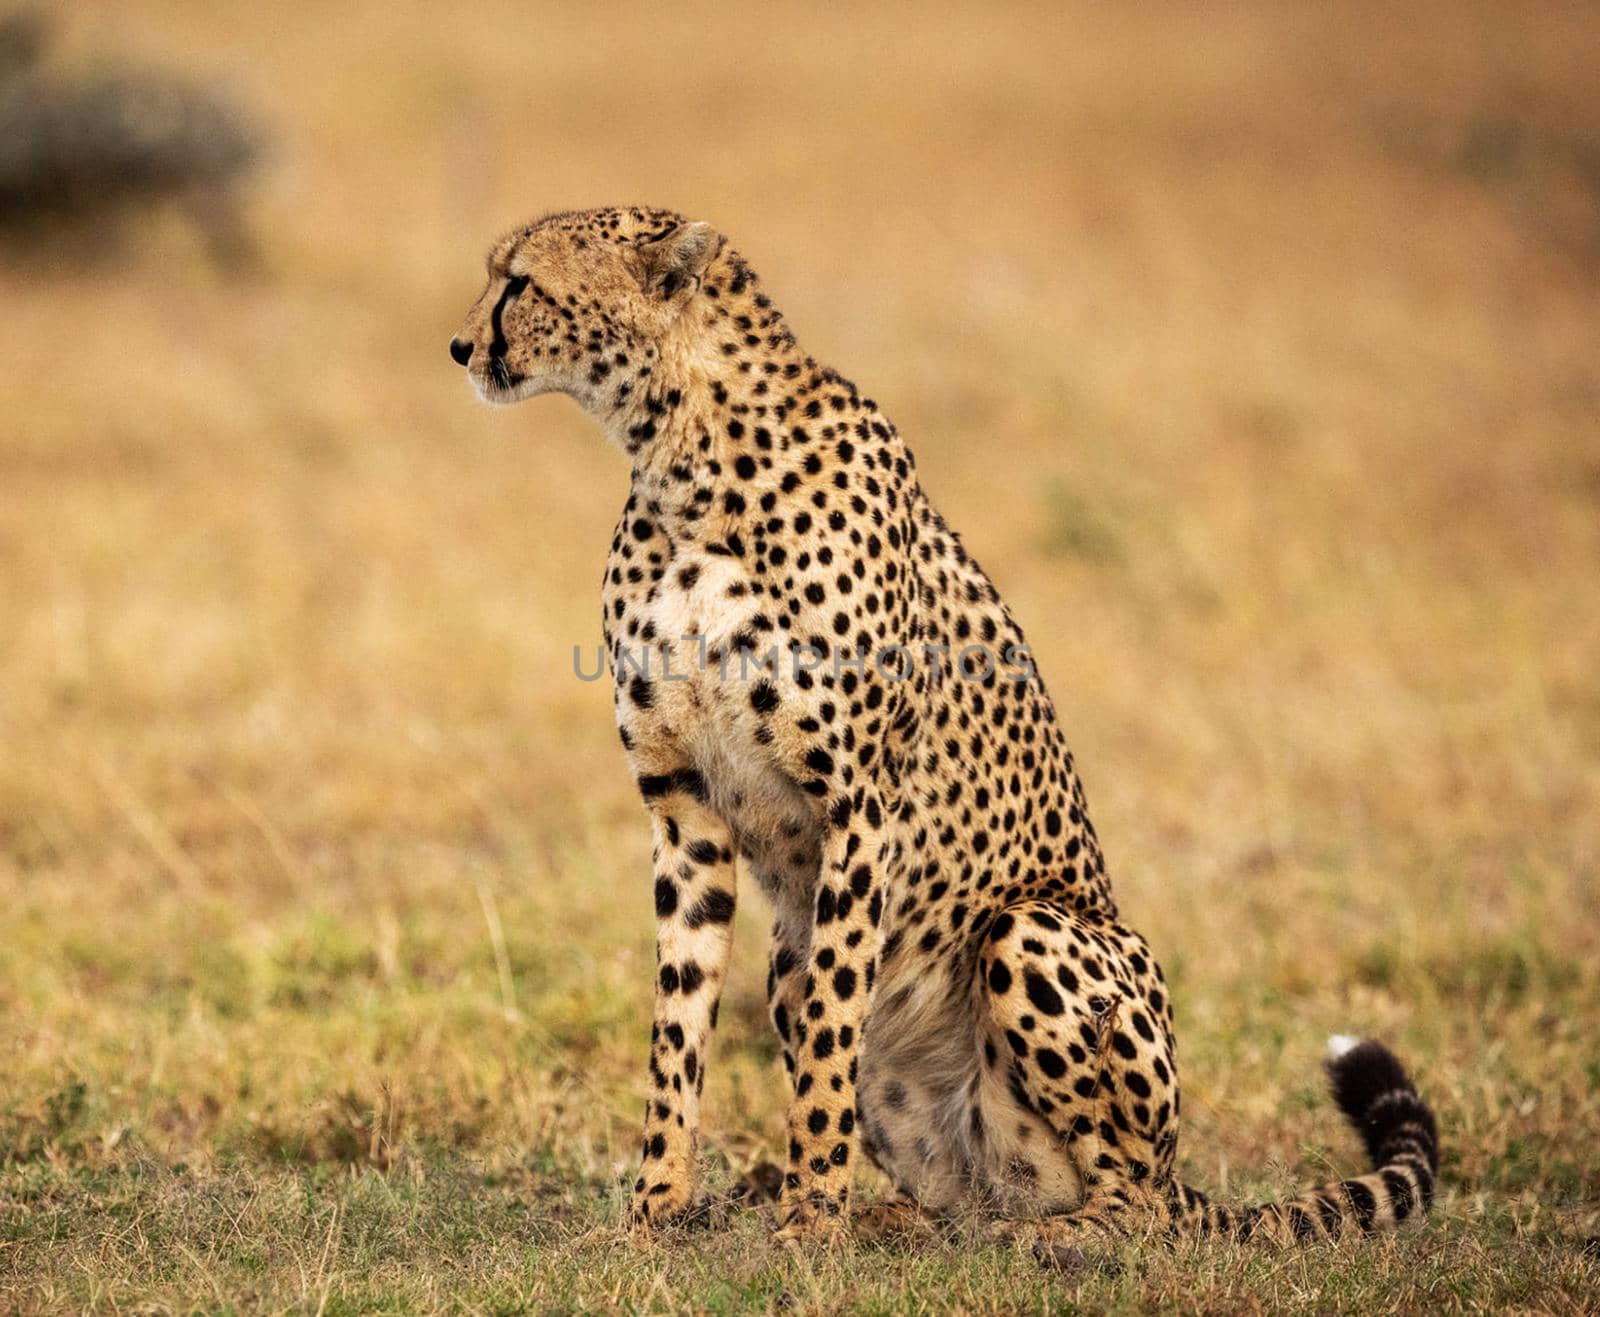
left=2, top=2, right=1599, bottom=1311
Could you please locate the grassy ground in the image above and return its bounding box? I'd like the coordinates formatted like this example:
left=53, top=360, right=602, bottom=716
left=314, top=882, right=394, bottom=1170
left=3, top=1, right=1599, bottom=1311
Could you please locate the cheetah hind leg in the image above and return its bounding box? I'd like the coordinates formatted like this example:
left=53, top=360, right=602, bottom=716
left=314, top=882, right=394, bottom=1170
left=975, top=900, right=1182, bottom=1264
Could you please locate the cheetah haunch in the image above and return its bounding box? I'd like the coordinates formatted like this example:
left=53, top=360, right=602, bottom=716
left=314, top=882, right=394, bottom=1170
left=450, top=208, right=1439, bottom=1252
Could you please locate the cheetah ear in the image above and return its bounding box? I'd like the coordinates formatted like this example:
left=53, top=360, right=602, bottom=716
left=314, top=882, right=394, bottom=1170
left=635, top=220, right=718, bottom=301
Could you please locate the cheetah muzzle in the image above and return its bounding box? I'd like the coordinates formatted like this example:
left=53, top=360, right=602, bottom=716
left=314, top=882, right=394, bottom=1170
left=450, top=207, right=1440, bottom=1251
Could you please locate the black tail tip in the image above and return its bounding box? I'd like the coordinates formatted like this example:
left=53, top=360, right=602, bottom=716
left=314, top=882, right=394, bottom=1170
left=1325, top=1036, right=1413, bottom=1118
left=1324, top=1036, right=1439, bottom=1173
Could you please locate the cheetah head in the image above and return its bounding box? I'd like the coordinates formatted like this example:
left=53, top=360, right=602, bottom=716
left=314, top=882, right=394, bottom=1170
left=449, top=207, right=722, bottom=412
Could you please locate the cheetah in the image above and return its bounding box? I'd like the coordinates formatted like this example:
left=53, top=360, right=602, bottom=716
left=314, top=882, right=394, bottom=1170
left=449, top=207, right=1439, bottom=1256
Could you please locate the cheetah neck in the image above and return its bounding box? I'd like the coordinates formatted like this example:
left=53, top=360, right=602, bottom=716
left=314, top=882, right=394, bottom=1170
left=605, top=314, right=815, bottom=553
left=593, top=253, right=912, bottom=561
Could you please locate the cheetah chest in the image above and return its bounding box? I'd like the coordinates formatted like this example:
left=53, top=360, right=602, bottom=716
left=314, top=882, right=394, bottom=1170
left=616, top=550, right=822, bottom=922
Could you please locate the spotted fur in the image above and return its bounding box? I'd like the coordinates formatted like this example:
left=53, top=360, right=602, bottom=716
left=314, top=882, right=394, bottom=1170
left=449, top=207, right=1440, bottom=1249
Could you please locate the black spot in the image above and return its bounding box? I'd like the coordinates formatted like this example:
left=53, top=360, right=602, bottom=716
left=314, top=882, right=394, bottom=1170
left=1024, top=970, right=1065, bottom=1016
left=1343, top=1178, right=1378, bottom=1228
left=686, top=888, right=736, bottom=928
left=1381, top=1168, right=1414, bottom=1222
left=686, top=839, right=720, bottom=866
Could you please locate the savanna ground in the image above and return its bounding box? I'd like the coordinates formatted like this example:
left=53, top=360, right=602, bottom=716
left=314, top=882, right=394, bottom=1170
left=2, top=2, right=1599, bottom=1311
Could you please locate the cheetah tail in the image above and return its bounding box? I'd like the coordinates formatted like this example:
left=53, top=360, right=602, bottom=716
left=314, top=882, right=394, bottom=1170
left=1165, top=1037, right=1439, bottom=1243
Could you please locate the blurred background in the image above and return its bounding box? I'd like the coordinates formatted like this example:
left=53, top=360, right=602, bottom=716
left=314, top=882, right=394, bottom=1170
left=1, top=1, right=1597, bottom=1307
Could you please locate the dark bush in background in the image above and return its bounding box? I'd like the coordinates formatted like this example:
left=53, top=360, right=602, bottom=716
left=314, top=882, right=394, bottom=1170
left=0, top=8, right=262, bottom=259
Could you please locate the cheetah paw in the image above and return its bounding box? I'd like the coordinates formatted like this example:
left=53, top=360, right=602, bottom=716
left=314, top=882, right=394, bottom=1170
left=772, top=1196, right=848, bottom=1249
left=851, top=1198, right=937, bottom=1244
left=627, top=1181, right=709, bottom=1235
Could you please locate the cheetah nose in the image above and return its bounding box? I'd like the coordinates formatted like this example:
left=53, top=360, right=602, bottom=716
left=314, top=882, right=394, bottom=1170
left=449, top=337, right=474, bottom=367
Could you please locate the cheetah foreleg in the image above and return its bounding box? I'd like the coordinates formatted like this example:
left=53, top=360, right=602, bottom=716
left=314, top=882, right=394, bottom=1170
left=627, top=781, right=738, bottom=1230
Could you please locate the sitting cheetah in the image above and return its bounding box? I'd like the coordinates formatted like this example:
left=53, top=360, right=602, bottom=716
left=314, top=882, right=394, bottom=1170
left=449, top=207, right=1439, bottom=1254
